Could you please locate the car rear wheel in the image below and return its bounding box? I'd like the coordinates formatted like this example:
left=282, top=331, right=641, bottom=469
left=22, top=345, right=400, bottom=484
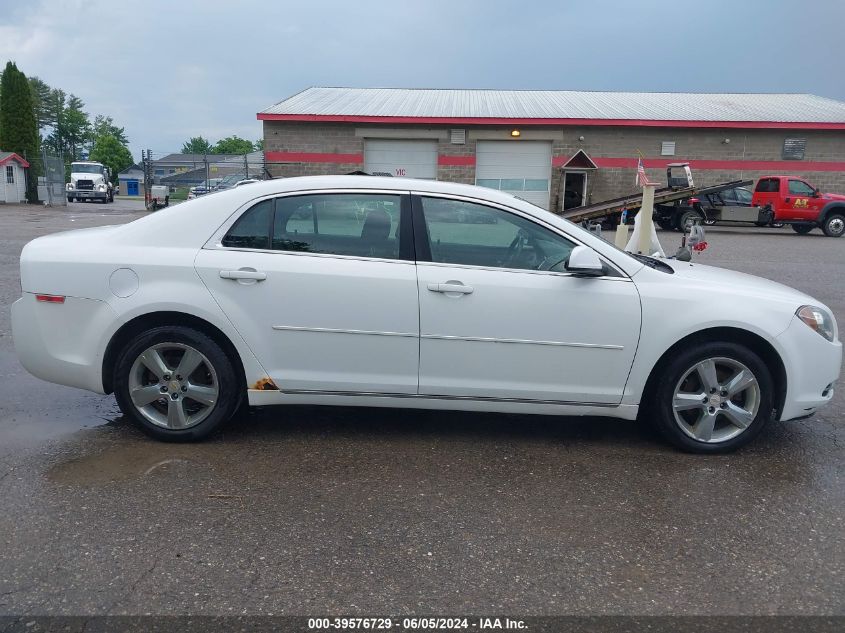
left=791, top=224, right=813, bottom=235
left=114, top=326, right=240, bottom=441
left=822, top=213, right=845, bottom=238
left=648, top=342, right=774, bottom=453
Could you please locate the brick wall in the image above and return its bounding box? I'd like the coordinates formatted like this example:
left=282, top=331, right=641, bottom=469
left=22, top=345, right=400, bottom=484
left=264, top=121, right=845, bottom=211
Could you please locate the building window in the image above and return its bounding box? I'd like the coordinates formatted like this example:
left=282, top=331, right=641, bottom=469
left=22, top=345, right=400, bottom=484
left=6, top=165, right=14, bottom=184
left=660, top=141, right=676, bottom=156
left=154, top=169, right=165, bottom=176
left=782, top=138, right=806, bottom=160
left=476, top=178, right=549, bottom=193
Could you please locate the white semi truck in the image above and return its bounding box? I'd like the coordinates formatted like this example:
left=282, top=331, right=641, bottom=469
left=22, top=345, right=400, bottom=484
left=66, top=161, right=114, bottom=203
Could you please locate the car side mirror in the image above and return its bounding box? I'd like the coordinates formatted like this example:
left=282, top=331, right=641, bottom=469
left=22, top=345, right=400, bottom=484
left=813, top=189, right=821, bottom=198
left=564, top=245, right=604, bottom=277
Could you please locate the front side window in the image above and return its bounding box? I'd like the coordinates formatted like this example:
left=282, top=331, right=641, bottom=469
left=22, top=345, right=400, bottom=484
left=788, top=180, right=815, bottom=196
left=419, top=197, right=575, bottom=272
left=6, top=166, right=13, bottom=184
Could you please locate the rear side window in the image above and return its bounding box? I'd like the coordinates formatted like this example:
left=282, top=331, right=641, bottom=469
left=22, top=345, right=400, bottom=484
left=222, top=194, right=405, bottom=259
left=221, top=199, right=272, bottom=249
left=272, top=194, right=402, bottom=259
left=755, top=178, right=780, bottom=193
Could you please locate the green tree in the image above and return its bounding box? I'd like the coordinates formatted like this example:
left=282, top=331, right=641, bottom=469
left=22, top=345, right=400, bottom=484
left=0, top=61, right=41, bottom=202
left=28, top=76, right=54, bottom=131
left=60, top=94, right=90, bottom=160
left=213, top=135, right=254, bottom=155
left=181, top=136, right=213, bottom=154
left=254, top=138, right=264, bottom=151
left=90, top=114, right=128, bottom=147
left=89, top=134, right=133, bottom=184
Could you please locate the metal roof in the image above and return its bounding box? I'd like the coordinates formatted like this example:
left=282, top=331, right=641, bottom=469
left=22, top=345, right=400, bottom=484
left=259, top=87, right=845, bottom=125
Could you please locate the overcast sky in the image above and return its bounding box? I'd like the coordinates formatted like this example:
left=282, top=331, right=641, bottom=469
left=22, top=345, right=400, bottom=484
left=2, top=0, right=843, bottom=159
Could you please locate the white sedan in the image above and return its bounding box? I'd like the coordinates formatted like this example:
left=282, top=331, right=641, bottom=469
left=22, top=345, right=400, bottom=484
left=11, top=176, right=841, bottom=452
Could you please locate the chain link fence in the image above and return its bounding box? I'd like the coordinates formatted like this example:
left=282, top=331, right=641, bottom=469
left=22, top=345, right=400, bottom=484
left=32, top=150, right=67, bottom=206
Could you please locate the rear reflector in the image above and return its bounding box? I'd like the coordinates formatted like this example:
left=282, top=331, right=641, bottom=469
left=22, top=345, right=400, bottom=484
left=35, top=294, right=65, bottom=303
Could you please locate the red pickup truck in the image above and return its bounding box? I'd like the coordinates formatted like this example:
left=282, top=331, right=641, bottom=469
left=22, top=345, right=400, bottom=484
left=751, top=175, right=845, bottom=237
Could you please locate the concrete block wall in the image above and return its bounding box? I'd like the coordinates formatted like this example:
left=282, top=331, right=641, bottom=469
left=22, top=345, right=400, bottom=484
left=264, top=121, right=845, bottom=211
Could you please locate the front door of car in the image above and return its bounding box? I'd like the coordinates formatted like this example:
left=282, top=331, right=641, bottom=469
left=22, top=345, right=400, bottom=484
left=195, top=192, right=420, bottom=394
left=786, top=179, right=822, bottom=222
left=412, top=194, right=641, bottom=404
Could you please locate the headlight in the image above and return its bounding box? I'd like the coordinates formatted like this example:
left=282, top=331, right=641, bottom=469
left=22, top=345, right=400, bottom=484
left=66, top=183, right=73, bottom=190
left=797, top=305, right=836, bottom=342
left=97, top=184, right=107, bottom=192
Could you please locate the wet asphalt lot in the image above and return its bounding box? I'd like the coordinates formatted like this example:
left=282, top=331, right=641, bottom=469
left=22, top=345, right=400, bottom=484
left=0, top=199, right=843, bottom=617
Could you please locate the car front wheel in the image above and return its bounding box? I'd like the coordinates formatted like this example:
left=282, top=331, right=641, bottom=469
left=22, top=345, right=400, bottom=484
left=113, top=326, right=241, bottom=441
left=649, top=342, right=774, bottom=453
left=822, top=213, right=845, bottom=237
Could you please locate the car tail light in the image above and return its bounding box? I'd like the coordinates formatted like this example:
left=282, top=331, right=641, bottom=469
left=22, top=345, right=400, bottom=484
left=35, top=294, right=65, bottom=304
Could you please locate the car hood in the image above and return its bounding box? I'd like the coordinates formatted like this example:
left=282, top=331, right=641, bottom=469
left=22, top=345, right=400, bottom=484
left=821, top=192, right=845, bottom=202
left=657, top=259, right=817, bottom=306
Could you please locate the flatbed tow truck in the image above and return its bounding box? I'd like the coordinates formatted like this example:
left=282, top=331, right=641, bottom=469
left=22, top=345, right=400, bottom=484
left=562, top=163, right=752, bottom=229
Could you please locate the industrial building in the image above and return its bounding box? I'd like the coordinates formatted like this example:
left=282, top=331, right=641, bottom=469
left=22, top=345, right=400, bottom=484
left=259, top=88, right=845, bottom=211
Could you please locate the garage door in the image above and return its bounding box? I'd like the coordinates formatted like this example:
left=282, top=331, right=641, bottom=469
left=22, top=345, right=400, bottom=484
left=364, top=139, right=437, bottom=179
left=475, top=141, right=552, bottom=209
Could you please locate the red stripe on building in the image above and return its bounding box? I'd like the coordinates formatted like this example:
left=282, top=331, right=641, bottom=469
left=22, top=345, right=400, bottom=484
left=265, top=151, right=363, bottom=163
left=265, top=150, right=845, bottom=172
left=438, top=155, right=475, bottom=166
left=257, top=113, right=845, bottom=130
left=588, top=157, right=845, bottom=172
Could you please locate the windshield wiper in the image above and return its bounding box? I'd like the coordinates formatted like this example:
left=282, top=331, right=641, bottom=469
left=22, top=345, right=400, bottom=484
left=630, top=252, right=674, bottom=274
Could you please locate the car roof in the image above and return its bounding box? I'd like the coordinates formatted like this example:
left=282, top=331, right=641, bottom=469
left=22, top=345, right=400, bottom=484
left=233, top=174, right=542, bottom=214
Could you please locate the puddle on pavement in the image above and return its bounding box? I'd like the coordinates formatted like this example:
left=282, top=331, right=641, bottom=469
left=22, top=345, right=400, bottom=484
left=46, top=439, right=212, bottom=486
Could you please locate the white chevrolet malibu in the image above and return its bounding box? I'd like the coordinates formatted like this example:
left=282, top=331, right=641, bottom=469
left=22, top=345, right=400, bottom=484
left=11, top=176, right=841, bottom=452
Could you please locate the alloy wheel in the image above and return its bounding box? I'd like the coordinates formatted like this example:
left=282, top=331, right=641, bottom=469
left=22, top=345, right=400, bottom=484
left=128, top=342, right=219, bottom=430
left=671, top=357, right=760, bottom=443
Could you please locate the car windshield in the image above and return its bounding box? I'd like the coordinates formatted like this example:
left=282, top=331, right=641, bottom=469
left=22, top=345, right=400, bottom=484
left=71, top=164, right=103, bottom=174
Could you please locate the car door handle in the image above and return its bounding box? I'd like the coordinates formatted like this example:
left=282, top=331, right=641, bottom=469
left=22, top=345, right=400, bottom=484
left=427, top=282, right=473, bottom=294
left=219, top=269, right=267, bottom=281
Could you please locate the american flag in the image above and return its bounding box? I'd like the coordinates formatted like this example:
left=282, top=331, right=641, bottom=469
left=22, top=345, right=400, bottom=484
left=635, top=157, right=654, bottom=187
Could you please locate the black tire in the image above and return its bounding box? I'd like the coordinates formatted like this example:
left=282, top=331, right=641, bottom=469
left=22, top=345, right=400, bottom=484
left=791, top=224, right=813, bottom=235
left=67, top=197, right=73, bottom=203
left=645, top=341, right=774, bottom=454
left=676, top=209, right=702, bottom=231
left=113, top=325, right=241, bottom=442
left=821, top=213, right=845, bottom=238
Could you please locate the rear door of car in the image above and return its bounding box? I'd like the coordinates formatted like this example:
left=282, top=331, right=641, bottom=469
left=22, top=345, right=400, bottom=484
left=195, top=190, right=421, bottom=395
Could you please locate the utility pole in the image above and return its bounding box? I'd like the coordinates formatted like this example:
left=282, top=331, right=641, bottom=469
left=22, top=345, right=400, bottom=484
left=142, top=149, right=152, bottom=210
left=244, top=152, right=249, bottom=179
left=204, top=153, right=209, bottom=188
